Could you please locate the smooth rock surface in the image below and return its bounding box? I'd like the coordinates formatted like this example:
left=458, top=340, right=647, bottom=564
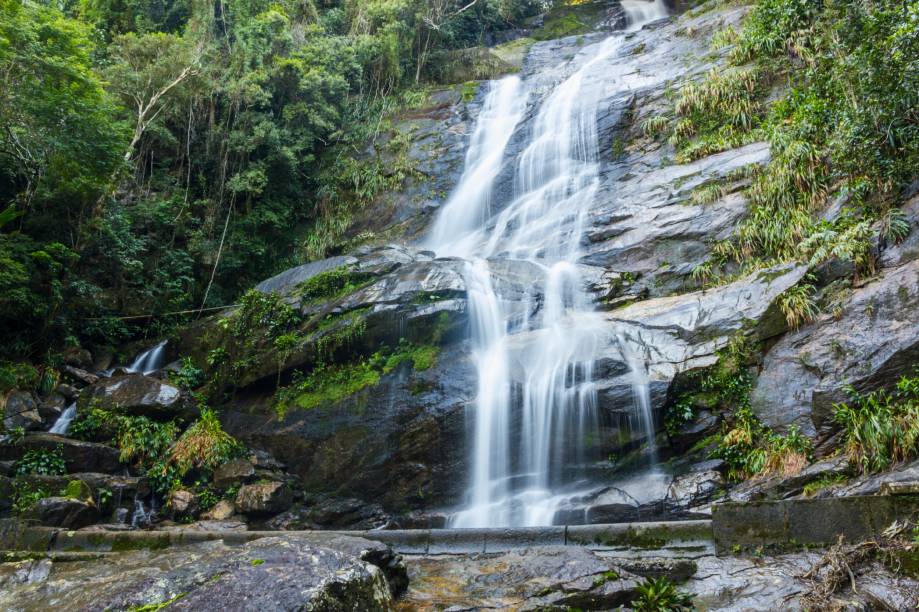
left=752, top=257, right=919, bottom=435
left=235, top=481, right=293, bottom=517
left=3, top=391, right=42, bottom=431
left=0, top=535, right=402, bottom=611
left=0, top=434, right=121, bottom=474
left=80, top=374, right=193, bottom=420
left=25, top=497, right=99, bottom=529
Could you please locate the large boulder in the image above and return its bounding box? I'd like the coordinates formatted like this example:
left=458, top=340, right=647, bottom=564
left=234, top=481, right=293, bottom=517
left=3, top=390, right=43, bottom=431
left=212, top=458, right=255, bottom=489
left=177, top=245, right=472, bottom=390
left=0, top=434, right=121, bottom=474
left=0, top=535, right=404, bottom=610
left=23, top=473, right=150, bottom=504
left=80, top=374, right=194, bottom=420
left=25, top=497, right=100, bottom=529
left=0, top=475, right=12, bottom=511
left=221, top=341, right=473, bottom=513
left=751, top=257, right=919, bottom=436
left=396, top=546, right=673, bottom=610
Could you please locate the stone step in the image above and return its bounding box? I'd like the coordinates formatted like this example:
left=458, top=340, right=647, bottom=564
left=0, top=518, right=714, bottom=556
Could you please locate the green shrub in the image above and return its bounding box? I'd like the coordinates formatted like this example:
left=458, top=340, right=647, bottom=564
left=14, top=447, right=66, bottom=476
left=167, top=408, right=242, bottom=477
left=833, top=373, right=919, bottom=474
left=713, top=407, right=812, bottom=481
left=297, top=266, right=373, bottom=303
left=0, top=362, right=39, bottom=392
left=168, top=357, right=205, bottom=391
left=778, top=282, right=819, bottom=330
left=633, top=577, right=695, bottom=611
left=694, top=0, right=917, bottom=278
left=11, top=480, right=51, bottom=514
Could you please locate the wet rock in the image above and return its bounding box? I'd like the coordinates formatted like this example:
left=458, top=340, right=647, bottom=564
left=161, top=519, right=247, bottom=532
left=0, top=475, right=12, bottom=511
left=221, top=340, right=472, bottom=514
left=254, top=255, right=356, bottom=295
left=0, top=434, right=121, bottom=473
left=62, top=366, right=99, bottom=386
left=585, top=263, right=807, bottom=422
left=399, top=546, right=646, bottom=610
left=61, top=347, right=93, bottom=369
left=860, top=568, right=919, bottom=610
left=24, top=472, right=150, bottom=506
left=212, top=458, right=255, bottom=489
left=200, top=500, right=236, bottom=521
left=248, top=449, right=285, bottom=471
left=669, top=410, right=720, bottom=453
left=25, top=497, right=100, bottom=529
left=38, top=393, right=67, bottom=422
left=235, top=481, right=292, bottom=517
left=393, top=510, right=449, bottom=529
left=834, top=459, right=919, bottom=497
left=728, top=455, right=850, bottom=502
left=168, top=489, right=198, bottom=519
left=55, top=384, right=79, bottom=400
left=665, top=470, right=723, bottom=513
left=264, top=497, right=391, bottom=531
left=751, top=258, right=919, bottom=435
left=81, top=374, right=194, bottom=420
left=0, top=535, right=399, bottom=611
left=3, top=390, right=42, bottom=431
left=311, top=497, right=388, bottom=529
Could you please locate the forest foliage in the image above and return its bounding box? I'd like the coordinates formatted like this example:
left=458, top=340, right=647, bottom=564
left=0, top=0, right=546, bottom=359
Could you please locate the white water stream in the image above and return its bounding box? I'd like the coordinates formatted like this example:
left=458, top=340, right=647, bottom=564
left=125, top=340, right=167, bottom=375
left=428, top=1, right=668, bottom=528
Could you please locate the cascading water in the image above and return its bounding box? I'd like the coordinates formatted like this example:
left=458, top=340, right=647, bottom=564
left=49, top=402, right=77, bottom=435
left=427, top=76, right=527, bottom=254
left=126, top=340, right=167, bottom=375
left=429, top=2, right=669, bottom=528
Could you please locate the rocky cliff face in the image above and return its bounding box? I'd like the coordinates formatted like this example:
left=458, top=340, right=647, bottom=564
left=165, top=2, right=918, bottom=525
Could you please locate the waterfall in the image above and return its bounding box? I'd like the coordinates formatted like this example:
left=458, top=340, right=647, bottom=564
left=126, top=340, right=167, bottom=375
left=621, top=0, right=669, bottom=27
left=617, top=332, right=658, bottom=464
left=430, top=3, right=668, bottom=528
left=49, top=402, right=77, bottom=435
left=427, top=76, right=527, bottom=255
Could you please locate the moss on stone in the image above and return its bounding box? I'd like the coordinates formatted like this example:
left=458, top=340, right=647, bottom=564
left=532, top=2, right=607, bottom=41
left=460, top=81, right=480, bottom=102
left=297, top=266, right=374, bottom=304
left=384, top=343, right=440, bottom=373
left=290, top=362, right=381, bottom=413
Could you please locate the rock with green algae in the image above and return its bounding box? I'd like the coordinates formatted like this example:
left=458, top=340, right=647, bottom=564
left=24, top=497, right=99, bottom=529
left=0, top=534, right=405, bottom=611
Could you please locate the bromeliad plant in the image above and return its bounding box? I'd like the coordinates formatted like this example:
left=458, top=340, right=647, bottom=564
left=833, top=372, right=919, bottom=474
left=633, top=577, right=695, bottom=612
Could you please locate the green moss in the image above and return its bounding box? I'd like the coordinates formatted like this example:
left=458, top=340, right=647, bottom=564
left=314, top=313, right=367, bottom=360
left=802, top=473, right=847, bottom=496
left=250, top=558, right=265, bottom=567
left=62, top=479, right=92, bottom=501
left=532, top=2, right=606, bottom=41
left=592, top=570, right=620, bottom=587
left=297, top=266, right=374, bottom=303
left=460, top=80, right=479, bottom=102
left=491, top=37, right=535, bottom=67
left=129, top=593, right=186, bottom=611
left=383, top=342, right=439, bottom=373
left=109, top=533, right=171, bottom=553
